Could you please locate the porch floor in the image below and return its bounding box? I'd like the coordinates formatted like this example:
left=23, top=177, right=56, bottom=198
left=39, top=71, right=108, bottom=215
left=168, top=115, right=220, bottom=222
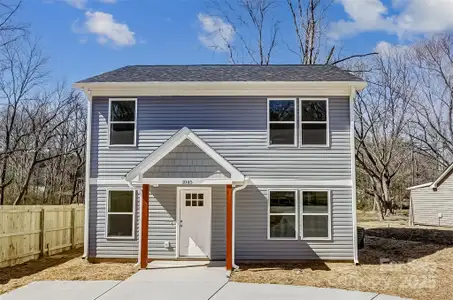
left=147, top=260, right=226, bottom=269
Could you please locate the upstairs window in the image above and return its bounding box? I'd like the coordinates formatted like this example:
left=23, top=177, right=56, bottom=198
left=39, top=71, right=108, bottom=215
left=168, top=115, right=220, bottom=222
left=300, top=99, right=328, bottom=146
left=268, top=99, right=296, bottom=146
left=109, top=99, right=136, bottom=146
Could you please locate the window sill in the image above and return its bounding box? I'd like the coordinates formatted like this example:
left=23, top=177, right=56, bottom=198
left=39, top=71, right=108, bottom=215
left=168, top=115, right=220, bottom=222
left=301, top=237, right=332, bottom=241
left=267, top=144, right=298, bottom=148
left=267, top=237, right=299, bottom=241
left=299, top=144, right=330, bottom=148
left=105, top=236, right=136, bottom=240
left=107, top=144, right=138, bottom=148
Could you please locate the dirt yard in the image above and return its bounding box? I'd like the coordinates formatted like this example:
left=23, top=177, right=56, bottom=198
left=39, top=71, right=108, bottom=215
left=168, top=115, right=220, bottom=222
left=231, top=210, right=453, bottom=300
left=0, top=249, right=138, bottom=295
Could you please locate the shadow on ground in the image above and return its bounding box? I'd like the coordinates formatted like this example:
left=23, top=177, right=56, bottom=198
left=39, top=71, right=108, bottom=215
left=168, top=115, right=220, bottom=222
left=236, top=261, right=331, bottom=272
left=360, top=227, right=453, bottom=265
left=0, top=248, right=83, bottom=284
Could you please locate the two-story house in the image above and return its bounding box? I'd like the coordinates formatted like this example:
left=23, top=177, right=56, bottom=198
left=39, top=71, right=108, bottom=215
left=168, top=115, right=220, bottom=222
left=74, top=65, right=366, bottom=271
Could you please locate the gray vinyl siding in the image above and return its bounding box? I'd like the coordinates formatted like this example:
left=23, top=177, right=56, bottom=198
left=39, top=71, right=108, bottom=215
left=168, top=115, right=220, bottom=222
left=89, top=95, right=354, bottom=260
left=411, top=174, right=453, bottom=227
left=235, top=186, right=353, bottom=261
left=147, top=185, right=226, bottom=260
left=144, top=139, right=230, bottom=179
left=88, top=184, right=139, bottom=258
left=90, top=96, right=351, bottom=181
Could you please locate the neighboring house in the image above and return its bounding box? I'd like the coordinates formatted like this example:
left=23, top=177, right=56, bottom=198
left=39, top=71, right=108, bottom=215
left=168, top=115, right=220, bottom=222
left=408, top=164, right=453, bottom=227
left=73, top=65, right=367, bottom=270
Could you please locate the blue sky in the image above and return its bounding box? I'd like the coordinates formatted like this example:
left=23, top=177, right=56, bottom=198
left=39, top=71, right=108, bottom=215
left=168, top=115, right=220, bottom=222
left=17, top=0, right=453, bottom=83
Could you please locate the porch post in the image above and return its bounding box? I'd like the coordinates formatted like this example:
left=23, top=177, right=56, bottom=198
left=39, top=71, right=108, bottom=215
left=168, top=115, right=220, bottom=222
left=140, top=184, right=149, bottom=269
left=226, top=184, right=233, bottom=271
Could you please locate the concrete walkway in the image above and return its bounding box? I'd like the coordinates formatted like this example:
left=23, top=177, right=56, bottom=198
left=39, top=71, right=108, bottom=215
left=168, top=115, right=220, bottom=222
left=1, top=267, right=410, bottom=300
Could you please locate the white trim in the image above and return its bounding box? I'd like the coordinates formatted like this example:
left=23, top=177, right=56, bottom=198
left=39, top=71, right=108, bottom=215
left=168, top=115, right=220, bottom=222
left=91, top=177, right=352, bottom=187
left=74, top=81, right=368, bottom=97
left=299, top=98, right=330, bottom=147
left=124, top=127, right=245, bottom=182
left=251, top=178, right=352, bottom=187
left=300, top=189, right=332, bottom=241
left=108, top=98, right=137, bottom=147
left=349, top=87, right=359, bottom=264
left=407, top=182, right=433, bottom=190
left=176, top=187, right=212, bottom=259
left=267, top=189, right=299, bottom=240
left=105, top=189, right=137, bottom=240
left=83, top=91, right=92, bottom=258
left=267, top=98, right=297, bottom=147
left=431, top=163, right=453, bottom=188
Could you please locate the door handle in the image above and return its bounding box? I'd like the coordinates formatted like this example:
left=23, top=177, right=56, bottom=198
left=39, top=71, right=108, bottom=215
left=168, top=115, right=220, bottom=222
left=180, top=220, right=183, bottom=227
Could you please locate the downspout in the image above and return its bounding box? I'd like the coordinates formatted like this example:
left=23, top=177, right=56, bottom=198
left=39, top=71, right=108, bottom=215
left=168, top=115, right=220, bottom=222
left=232, top=177, right=249, bottom=269
left=126, top=179, right=142, bottom=267
left=82, top=89, right=92, bottom=259
left=349, top=86, right=359, bottom=265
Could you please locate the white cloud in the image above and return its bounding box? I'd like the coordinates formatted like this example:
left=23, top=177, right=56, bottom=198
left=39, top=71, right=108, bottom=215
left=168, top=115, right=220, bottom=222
left=99, top=0, right=117, bottom=3
left=374, top=41, right=411, bottom=56
left=64, top=0, right=87, bottom=9
left=83, top=11, right=135, bottom=46
left=329, top=0, right=453, bottom=40
left=197, top=13, right=235, bottom=52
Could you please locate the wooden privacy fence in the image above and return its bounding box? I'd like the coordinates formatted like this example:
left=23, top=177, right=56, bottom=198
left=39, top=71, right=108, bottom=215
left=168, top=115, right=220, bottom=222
left=0, top=205, right=84, bottom=268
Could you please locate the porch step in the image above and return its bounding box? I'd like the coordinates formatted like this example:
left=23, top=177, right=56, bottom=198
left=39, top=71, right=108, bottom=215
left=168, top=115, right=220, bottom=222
left=147, top=260, right=226, bottom=269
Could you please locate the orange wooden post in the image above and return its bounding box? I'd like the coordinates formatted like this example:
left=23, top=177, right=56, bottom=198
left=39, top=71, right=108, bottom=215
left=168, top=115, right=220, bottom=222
left=226, top=184, right=233, bottom=271
left=141, top=184, right=150, bottom=269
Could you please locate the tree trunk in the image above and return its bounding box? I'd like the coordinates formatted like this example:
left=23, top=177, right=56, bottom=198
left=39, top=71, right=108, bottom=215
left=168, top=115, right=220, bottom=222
left=374, top=194, right=384, bottom=221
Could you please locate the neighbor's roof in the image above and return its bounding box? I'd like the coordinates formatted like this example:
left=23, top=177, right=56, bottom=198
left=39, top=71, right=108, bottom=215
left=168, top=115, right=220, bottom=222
left=76, top=64, right=363, bottom=83
left=407, top=162, right=453, bottom=190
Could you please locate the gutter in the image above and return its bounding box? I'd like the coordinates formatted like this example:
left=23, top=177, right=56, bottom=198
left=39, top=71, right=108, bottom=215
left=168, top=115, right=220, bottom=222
left=82, top=89, right=92, bottom=259
left=232, top=177, right=249, bottom=269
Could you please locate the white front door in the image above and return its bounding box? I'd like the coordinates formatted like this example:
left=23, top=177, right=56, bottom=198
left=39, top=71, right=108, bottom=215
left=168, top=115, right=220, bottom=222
left=178, top=187, right=212, bottom=258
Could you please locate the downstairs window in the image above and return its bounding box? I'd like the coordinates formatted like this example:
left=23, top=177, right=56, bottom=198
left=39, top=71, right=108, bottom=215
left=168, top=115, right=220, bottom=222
left=301, top=190, right=330, bottom=239
left=268, top=190, right=297, bottom=239
left=107, top=190, right=135, bottom=238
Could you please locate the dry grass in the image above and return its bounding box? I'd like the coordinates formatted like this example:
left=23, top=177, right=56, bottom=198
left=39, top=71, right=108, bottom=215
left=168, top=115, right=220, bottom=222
left=231, top=211, right=453, bottom=300
left=0, top=249, right=138, bottom=295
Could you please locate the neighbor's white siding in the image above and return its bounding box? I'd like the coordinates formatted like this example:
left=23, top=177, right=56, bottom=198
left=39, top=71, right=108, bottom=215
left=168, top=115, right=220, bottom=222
left=411, top=172, right=453, bottom=227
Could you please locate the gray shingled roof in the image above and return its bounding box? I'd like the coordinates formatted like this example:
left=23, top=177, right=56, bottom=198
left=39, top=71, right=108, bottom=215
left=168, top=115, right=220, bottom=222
left=77, top=65, right=362, bottom=83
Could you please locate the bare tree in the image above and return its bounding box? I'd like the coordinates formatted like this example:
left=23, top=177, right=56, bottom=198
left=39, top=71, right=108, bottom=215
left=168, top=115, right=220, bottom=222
left=208, top=0, right=279, bottom=64
left=12, top=87, right=81, bottom=205
left=0, top=37, right=47, bottom=205
left=409, top=34, right=453, bottom=171
left=355, top=49, right=417, bottom=220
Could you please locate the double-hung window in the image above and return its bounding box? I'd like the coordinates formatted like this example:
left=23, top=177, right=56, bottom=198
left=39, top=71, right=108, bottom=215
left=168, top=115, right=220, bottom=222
left=109, top=99, right=137, bottom=146
left=300, top=99, right=329, bottom=146
left=268, top=190, right=297, bottom=239
left=107, top=190, right=135, bottom=238
left=268, top=99, right=296, bottom=146
left=301, top=190, right=330, bottom=239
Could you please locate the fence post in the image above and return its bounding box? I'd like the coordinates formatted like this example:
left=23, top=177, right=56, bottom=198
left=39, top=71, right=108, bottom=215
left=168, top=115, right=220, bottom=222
left=71, top=207, right=75, bottom=249
left=40, top=208, right=46, bottom=256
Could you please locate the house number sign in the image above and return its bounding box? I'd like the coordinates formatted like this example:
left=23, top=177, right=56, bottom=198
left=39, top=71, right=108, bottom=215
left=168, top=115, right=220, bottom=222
left=182, top=180, right=193, bottom=184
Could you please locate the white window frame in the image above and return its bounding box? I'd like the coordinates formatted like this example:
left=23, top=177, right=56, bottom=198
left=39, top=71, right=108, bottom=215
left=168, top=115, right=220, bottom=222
left=267, top=98, right=297, bottom=147
left=299, top=98, right=330, bottom=147
left=105, top=188, right=136, bottom=239
left=300, top=189, right=331, bottom=240
left=267, top=189, right=299, bottom=240
left=108, top=98, right=137, bottom=147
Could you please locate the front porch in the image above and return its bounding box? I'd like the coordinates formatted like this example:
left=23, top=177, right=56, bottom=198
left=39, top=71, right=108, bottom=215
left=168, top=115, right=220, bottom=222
left=139, top=183, right=234, bottom=270
left=123, top=127, right=245, bottom=271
